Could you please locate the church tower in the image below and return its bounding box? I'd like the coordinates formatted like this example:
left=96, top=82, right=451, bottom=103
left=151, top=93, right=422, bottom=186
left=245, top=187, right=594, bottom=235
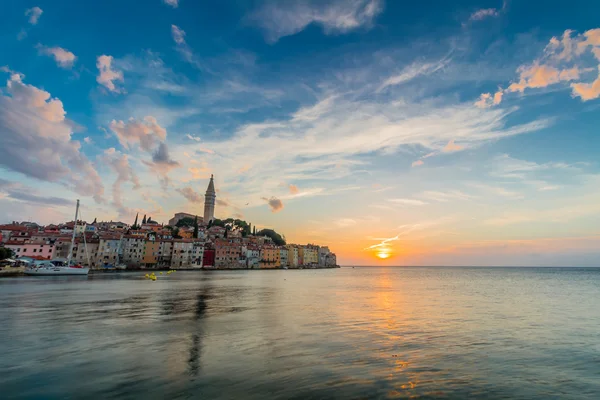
left=203, top=174, right=216, bottom=224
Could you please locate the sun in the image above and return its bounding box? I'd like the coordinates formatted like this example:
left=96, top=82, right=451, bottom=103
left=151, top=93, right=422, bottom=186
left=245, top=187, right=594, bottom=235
left=376, top=250, right=391, bottom=259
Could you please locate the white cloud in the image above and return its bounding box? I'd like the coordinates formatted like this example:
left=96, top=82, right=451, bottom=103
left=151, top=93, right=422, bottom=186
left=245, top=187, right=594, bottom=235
left=468, top=8, right=499, bottom=21
left=25, top=7, right=43, bottom=25
left=109, top=116, right=167, bottom=152
left=377, top=58, right=450, bottom=92
left=163, top=0, right=179, bottom=8
left=249, top=0, right=383, bottom=43
left=419, top=190, right=474, bottom=202
left=37, top=45, right=77, bottom=69
left=171, top=24, right=186, bottom=44
left=411, top=159, right=424, bottom=167
left=186, top=133, right=201, bottom=142
left=83, top=137, right=93, bottom=144
left=387, top=198, right=428, bottom=206
left=0, top=72, right=104, bottom=202
left=96, top=55, right=124, bottom=93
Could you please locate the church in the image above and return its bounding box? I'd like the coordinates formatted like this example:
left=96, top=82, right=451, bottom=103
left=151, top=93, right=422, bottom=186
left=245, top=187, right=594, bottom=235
left=203, top=174, right=216, bottom=225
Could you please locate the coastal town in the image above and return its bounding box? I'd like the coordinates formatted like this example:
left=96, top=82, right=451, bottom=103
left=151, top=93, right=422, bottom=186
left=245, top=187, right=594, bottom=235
left=0, top=176, right=338, bottom=271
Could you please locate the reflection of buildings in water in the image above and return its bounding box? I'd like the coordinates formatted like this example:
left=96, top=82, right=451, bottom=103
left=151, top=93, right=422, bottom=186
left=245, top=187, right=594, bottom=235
left=188, top=293, right=209, bottom=376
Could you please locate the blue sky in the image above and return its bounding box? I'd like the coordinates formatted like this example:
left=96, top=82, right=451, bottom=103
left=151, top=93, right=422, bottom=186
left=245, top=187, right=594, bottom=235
left=1, top=0, right=599, bottom=266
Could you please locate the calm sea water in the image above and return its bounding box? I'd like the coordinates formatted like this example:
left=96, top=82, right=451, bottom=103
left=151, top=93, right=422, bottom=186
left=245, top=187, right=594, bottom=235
left=0, top=268, right=599, bottom=399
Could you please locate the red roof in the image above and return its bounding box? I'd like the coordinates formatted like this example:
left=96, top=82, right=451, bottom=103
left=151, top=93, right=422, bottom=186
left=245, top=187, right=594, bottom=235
left=0, top=225, right=28, bottom=231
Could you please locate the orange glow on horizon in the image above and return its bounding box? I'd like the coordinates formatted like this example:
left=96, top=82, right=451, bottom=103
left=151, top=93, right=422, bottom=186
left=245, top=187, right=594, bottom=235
left=376, top=249, right=391, bottom=259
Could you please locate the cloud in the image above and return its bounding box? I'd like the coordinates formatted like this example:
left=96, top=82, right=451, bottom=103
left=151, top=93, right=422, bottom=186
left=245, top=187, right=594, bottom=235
left=96, top=55, right=124, bottom=93
left=171, top=24, right=186, bottom=44
left=163, top=0, right=179, bottom=8
left=216, top=199, right=230, bottom=207
left=101, top=148, right=140, bottom=214
left=411, top=160, right=424, bottom=167
left=176, top=187, right=202, bottom=203
left=377, top=58, right=450, bottom=92
left=478, top=27, right=600, bottom=105
left=507, top=64, right=581, bottom=93
left=83, top=137, right=93, bottom=144
left=0, top=179, right=71, bottom=207
left=36, top=45, right=77, bottom=69
left=25, top=7, right=43, bottom=25
left=0, top=72, right=104, bottom=202
left=262, top=196, right=284, bottom=213
left=143, top=142, right=181, bottom=187
left=442, top=139, right=464, bottom=153
left=474, top=89, right=503, bottom=108
left=571, top=66, right=600, bottom=101
left=420, top=190, right=474, bottom=202
left=186, top=133, right=201, bottom=142
left=187, top=165, right=210, bottom=180
left=109, top=116, right=167, bottom=151
left=335, top=218, right=357, bottom=227
left=388, top=198, right=428, bottom=206
left=17, top=29, right=27, bottom=41
left=468, top=8, right=499, bottom=21
left=289, top=184, right=300, bottom=195
left=249, top=0, right=383, bottom=43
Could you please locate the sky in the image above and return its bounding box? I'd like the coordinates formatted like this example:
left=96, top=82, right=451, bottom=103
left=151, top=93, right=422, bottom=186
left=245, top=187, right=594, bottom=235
left=1, top=0, right=599, bottom=266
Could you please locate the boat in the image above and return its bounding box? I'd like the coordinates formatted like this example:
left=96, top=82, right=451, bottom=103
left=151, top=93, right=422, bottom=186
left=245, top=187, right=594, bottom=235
left=24, top=200, right=90, bottom=276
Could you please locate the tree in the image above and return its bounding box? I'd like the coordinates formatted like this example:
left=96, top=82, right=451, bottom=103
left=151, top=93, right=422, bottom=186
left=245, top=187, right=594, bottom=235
left=207, top=219, right=213, bottom=229
left=256, top=229, right=286, bottom=246
left=193, top=216, right=199, bottom=238
left=147, top=216, right=153, bottom=223
left=92, top=217, right=97, bottom=224
left=253, top=226, right=256, bottom=235
left=0, top=247, right=14, bottom=260
left=142, top=215, right=147, bottom=224
left=132, top=213, right=139, bottom=229
left=176, top=217, right=196, bottom=228
left=172, top=227, right=182, bottom=239
left=224, top=229, right=228, bottom=238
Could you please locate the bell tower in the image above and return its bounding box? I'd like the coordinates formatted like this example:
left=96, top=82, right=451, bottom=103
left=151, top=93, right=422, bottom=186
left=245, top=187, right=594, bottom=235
left=203, top=174, right=216, bottom=224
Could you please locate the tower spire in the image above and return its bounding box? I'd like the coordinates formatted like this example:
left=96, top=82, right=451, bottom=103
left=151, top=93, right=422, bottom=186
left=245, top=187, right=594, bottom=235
left=203, top=174, right=216, bottom=224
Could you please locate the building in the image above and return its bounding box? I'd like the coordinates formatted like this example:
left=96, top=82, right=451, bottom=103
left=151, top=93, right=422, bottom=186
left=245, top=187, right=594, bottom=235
left=0, top=225, right=31, bottom=243
left=279, top=247, right=288, bottom=268
left=98, top=234, right=121, bottom=267
left=287, top=245, right=299, bottom=267
left=157, top=240, right=174, bottom=266
left=260, top=246, right=280, bottom=268
left=203, top=175, right=216, bottom=224
left=299, top=245, right=319, bottom=266
left=142, top=239, right=161, bottom=268
left=246, top=246, right=260, bottom=268
left=202, top=244, right=215, bottom=268
left=168, top=213, right=203, bottom=227
left=171, top=239, right=204, bottom=268
left=318, top=246, right=330, bottom=267
left=4, top=240, right=56, bottom=260
left=121, top=235, right=145, bottom=266
left=215, top=239, right=242, bottom=268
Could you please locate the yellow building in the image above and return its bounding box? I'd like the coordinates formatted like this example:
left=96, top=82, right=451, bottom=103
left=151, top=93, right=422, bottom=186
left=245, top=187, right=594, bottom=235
left=299, top=246, right=318, bottom=266
left=286, top=245, right=299, bottom=267
left=143, top=240, right=160, bottom=267
left=260, top=247, right=280, bottom=268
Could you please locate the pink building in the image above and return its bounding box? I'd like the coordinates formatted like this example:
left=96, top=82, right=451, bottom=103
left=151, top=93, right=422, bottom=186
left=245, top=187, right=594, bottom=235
left=4, top=240, right=57, bottom=260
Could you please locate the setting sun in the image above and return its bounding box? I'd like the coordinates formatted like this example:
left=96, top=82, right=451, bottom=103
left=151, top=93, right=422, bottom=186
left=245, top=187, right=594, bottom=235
left=376, top=250, right=391, bottom=259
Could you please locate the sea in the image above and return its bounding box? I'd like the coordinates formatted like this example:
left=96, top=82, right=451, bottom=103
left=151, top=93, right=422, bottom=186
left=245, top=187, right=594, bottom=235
left=0, top=267, right=599, bottom=399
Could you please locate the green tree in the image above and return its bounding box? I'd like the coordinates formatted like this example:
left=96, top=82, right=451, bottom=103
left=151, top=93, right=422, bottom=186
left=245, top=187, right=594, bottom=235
left=147, top=216, right=153, bottom=223
left=132, top=212, right=139, bottom=229
left=0, top=247, right=14, bottom=260
left=142, top=215, right=147, bottom=224
left=172, top=227, right=182, bottom=239
left=193, top=216, right=198, bottom=238
left=176, top=217, right=196, bottom=228
left=253, top=226, right=256, bottom=235
left=256, top=229, right=286, bottom=246
left=92, top=217, right=97, bottom=224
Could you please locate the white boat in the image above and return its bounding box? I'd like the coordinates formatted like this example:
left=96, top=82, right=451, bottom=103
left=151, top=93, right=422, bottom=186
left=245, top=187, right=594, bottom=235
left=24, top=199, right=90, bottom=276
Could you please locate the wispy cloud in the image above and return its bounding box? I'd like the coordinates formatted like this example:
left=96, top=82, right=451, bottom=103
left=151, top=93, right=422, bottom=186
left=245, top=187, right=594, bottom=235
left=25, top=7, right=43, bottom=25
left=163, top=0, right=178, bottom=8
left=37, top=45, right=77, bottom=69
left=249, top=0, right=383, bottom=43
left=262, top=196, right=284, bottom=213
left=387, top=198, right=428, bottom=206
